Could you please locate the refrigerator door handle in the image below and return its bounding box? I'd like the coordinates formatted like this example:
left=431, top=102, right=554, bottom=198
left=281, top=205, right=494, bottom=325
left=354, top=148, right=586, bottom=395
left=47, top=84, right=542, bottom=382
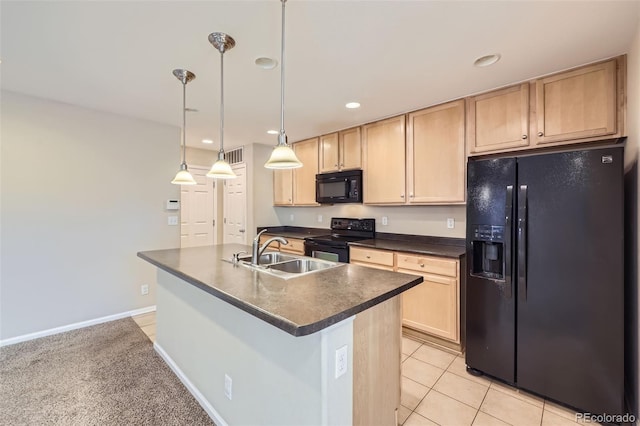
left=518, top=184, right=528, bottom=302
left=504, top=185, right=514, bottom=299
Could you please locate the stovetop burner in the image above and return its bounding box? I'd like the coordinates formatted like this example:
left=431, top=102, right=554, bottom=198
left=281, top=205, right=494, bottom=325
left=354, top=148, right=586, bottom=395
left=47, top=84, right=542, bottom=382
left=305, top=218, right=376, bottom=248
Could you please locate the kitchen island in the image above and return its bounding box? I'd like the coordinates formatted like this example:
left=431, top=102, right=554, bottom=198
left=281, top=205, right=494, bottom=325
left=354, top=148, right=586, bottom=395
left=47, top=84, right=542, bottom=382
left=138, top=244, right=423, bottom=426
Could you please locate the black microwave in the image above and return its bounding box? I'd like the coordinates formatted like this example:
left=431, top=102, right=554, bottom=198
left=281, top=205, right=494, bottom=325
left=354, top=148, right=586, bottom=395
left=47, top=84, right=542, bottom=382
left=316, top=170, right=362, bottom=204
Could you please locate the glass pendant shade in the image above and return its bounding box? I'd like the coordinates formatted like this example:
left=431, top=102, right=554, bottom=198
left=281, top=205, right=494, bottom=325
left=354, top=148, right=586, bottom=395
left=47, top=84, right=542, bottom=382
left=265, top=144, right=302, bottom=169
left=207, top=152, right=236, bottom=179
left=172, top=163, right=197, bottom=185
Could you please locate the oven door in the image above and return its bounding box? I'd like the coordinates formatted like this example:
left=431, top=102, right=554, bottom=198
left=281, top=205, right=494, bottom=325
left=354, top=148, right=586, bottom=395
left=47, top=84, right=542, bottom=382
left=304, top=240, right=348, bottom=263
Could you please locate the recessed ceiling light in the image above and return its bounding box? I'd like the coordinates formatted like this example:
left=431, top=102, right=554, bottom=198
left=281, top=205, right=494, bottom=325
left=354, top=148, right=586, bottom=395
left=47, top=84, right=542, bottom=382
left=267, top=130, right=279, bottom=135
left=255, top=57, right=278, bottom=70
left=474, top=54, right=501, bottom=67
left=345, top=102, right=361, bottom=109
left=202, top=139, right=214, bottom=144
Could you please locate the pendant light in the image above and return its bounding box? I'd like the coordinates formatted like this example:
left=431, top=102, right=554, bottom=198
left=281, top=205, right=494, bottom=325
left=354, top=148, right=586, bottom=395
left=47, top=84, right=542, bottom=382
left=171, top=69, right=197, bottom=185
left=207, top=32, right=237, bottom=179
left=264, top=0, right=303, bottom=169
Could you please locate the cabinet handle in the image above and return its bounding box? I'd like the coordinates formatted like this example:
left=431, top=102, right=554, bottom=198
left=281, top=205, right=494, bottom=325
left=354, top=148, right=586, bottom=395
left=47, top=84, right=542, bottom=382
left=538, top=132, right=544, bottom=137
left=366, top=255, right=371, bottom=259
left=334, top=164, right=338, bottom=167
left=401, top=194, right=405, bottom=198
left=419, top=263, right=425, bottom=268
left=410, top=193, right=414, bottom=198
left=522, top=135, right=527, bottom=140
left=340, top=163, right=344, bottom=167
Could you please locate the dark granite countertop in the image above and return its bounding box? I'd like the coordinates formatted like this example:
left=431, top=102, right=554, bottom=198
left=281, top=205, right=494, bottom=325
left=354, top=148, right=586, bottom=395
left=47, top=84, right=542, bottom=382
left=137, top=244, right=422, bottom=337
left=349, top=238, right=466, bottom=259
left=256, top=226, right=329, bottom=239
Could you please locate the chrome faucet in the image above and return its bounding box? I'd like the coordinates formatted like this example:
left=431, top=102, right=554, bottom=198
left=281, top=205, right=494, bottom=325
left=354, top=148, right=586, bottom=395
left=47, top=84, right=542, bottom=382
left=252, top=229, right=288, bottom=265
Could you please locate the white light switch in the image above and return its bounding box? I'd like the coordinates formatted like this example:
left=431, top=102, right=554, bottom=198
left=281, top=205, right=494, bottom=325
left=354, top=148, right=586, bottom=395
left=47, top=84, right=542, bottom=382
left=168, top=216, right=179, bottom=226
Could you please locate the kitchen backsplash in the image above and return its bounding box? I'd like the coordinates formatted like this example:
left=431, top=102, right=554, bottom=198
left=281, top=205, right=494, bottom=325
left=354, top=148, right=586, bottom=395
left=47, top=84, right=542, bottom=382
left=274, top=204, right=466, bottom=238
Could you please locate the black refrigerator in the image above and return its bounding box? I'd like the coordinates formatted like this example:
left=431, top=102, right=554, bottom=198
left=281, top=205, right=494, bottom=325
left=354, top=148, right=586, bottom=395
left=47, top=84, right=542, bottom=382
left=465, top=145, right=624, bottom=415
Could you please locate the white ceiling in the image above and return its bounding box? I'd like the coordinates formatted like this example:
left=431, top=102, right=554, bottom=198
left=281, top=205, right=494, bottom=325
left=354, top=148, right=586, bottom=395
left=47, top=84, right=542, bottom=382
left=2, top=1, right=639, bottom=151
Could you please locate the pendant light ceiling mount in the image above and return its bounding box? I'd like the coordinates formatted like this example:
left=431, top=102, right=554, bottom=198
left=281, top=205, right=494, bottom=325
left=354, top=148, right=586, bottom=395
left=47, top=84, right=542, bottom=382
left=206, top=32, right=237, bottom=179
left=264, top=0, right=303, bottom=170
left=171, top=68, right=197, bottom=185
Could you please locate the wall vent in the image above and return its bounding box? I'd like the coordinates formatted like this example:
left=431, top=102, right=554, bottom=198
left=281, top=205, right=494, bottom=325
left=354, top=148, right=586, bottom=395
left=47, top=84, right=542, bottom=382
left=225, top=147, right=244, bottom=165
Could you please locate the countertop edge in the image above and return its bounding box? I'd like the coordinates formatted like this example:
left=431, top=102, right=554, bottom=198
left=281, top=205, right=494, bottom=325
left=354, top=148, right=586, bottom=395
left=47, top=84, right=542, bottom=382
left=348, top=240, right=466, bottom=259
left=137, top=252, right=423, bottom=337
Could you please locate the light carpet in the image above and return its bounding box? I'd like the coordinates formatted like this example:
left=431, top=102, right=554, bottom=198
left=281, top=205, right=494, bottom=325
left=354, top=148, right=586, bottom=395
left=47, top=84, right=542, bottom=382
left=0, top=318, right=214, bottom=425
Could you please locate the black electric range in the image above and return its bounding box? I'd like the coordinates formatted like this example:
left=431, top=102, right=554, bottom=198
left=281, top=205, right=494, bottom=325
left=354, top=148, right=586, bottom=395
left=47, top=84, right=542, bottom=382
left=304, top=218, right=375, bottom=263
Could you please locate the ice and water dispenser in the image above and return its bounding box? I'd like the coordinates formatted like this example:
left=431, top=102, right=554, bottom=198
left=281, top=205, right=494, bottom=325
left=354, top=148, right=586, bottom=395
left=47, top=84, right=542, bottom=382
left=471, top=225, right=506, bottom=281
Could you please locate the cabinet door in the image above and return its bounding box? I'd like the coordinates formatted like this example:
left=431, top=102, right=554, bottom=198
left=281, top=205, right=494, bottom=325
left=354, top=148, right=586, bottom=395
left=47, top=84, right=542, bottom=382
left=535, top=59, right=617, bottom=144
left=273, top=169, right=293, bottom=205
left=293, top=138, right=319, bottom=206
left=467, top=84, right=529, bottom=155
left=407, top=100, right=465, bottom=204
left=319, top=133, right=339, bottom=173
left=339, top=127, right=362, bottom=171
left=362, top=116, right=406, bottom=204
left=399, top=269, right=459, bottom=343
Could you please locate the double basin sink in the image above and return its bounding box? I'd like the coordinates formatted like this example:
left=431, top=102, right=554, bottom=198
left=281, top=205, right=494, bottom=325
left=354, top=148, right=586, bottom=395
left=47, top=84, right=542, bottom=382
left=234, top=252, right=343, bottom=279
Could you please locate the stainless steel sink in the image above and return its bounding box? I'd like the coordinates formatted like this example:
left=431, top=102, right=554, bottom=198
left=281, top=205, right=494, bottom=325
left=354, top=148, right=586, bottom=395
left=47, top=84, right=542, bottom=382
left=234, top=253, right=343, bottom=279
left=237, top=251, right=297, bottom=265
left=268, top=258, right=337, bottom=274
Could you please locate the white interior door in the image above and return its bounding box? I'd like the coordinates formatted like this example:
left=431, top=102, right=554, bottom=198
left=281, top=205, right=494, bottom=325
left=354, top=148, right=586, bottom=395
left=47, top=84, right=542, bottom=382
left=223, top=164, right=247, bottom=245
left=180, top=166, right=216, bottom=248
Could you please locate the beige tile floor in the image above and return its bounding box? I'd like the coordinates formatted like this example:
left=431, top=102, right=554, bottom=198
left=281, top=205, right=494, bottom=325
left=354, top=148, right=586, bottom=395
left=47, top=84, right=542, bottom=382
left=400, top=336, right=592, bottom=426
left=132, top=311, right=156, bottom=342
left=131, top=313, right=589, bottom=426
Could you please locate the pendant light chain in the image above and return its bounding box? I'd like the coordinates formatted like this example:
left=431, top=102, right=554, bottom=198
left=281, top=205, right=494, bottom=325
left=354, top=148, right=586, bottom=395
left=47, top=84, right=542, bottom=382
left=219, top=48, right=225, bottom=159
left=182, top=78, right=187, bottom=165
left=279, top=0, right=286, bottom=144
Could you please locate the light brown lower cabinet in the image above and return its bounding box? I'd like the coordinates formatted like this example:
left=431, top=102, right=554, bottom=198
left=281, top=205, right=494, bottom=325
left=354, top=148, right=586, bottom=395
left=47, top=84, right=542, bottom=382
left=350, top=246, right=462, bottom=349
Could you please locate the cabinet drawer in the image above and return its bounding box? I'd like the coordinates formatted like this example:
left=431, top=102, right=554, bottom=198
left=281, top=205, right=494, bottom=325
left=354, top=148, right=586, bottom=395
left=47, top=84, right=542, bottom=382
left=350, top=247, right=394, bottom=267
left=396, top=253, right=457, bottom=277
left=350, top=260, right=394, bottom=271
left=280, top=237, right=305, bottom=254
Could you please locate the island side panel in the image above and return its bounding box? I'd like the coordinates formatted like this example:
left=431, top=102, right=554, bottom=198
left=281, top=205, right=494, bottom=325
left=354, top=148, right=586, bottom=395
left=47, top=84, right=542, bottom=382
left=155, top=269, right=354, bottom=426
left=353, top=296, right=402, bottom=426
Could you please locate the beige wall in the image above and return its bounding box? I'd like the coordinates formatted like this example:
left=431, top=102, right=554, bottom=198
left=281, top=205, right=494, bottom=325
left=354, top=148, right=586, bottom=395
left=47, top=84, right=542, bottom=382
left=0, top=91, right=180, bottom=340
left=186, top=146, right=216, bottom=169
left=275, top=204, right=466, bottom=238
left=625, top=9, right=640, bottom=421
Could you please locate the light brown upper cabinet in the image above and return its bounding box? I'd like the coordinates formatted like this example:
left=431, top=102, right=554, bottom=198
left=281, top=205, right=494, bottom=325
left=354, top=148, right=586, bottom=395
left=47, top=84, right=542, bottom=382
left=273, top=169, right=293, bottom=206
left=272, top=138, right=319, bottom=206
left=319, top=127, right=362, bottom=173
left=362, top=116, right=406, bottom=204
left=467, top=83, right=530, bottom=156
left=407, top=100, right=466, bottom=204
left=467, top=56, right=625, bottom=156
left=292, top=138, right=319, bottom=206
left=534, top=58, right=620, bottom=145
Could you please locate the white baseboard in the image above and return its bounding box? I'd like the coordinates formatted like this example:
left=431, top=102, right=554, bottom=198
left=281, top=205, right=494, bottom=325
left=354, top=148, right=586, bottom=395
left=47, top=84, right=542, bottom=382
left=0, top=305, right=157, bottom=347
left=154, top=342, right=228, bottom=426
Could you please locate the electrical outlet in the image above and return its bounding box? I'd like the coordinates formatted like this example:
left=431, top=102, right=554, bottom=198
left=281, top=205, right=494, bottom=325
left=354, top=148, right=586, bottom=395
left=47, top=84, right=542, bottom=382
left=289, top=214, right=294, bottom=222
left=317, top=214, right=323, bottom=223
left=381, top=216, right=388, bottom=226
left=335, top=345, right=348, bottom=378
left=168, top=215, right=178, bottom=226
left=140, top=284, right=149, bottom=295
left=447, top=218, right=455, bottom=229
left=224, top=374, right=232, bottom=400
